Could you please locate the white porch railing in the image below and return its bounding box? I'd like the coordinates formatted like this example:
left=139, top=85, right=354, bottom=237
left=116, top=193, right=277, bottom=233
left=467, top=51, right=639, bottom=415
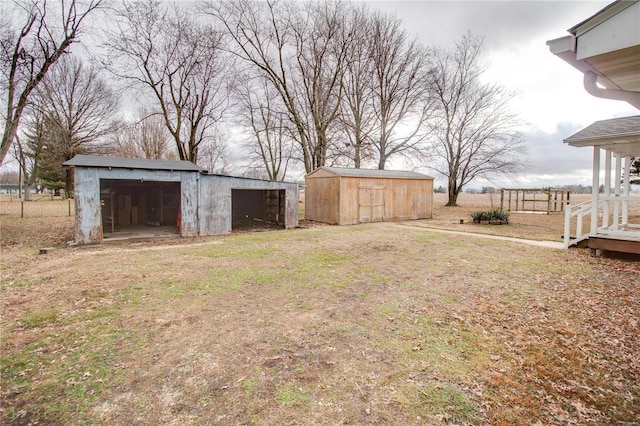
left=564, top=200, right=599, bottom=249
left=563, top=195, right=640, bottom=249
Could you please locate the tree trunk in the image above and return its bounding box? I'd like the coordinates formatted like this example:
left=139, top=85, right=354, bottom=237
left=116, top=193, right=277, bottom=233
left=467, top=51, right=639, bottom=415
left=23, top=183, right=32, bottom=201
left=1, top=120, right=18, bottom=167
left=447, top=178, right=459, bottom=206
left=65, top=168, right=74, bottom=198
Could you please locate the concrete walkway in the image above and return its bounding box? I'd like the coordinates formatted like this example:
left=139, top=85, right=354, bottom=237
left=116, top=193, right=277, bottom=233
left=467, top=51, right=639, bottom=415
left=390, top=223, right=565, bottom=249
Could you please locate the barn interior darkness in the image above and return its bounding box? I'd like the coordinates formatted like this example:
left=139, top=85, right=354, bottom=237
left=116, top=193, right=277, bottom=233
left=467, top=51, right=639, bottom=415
left=100, top=179, right=180, bottom=234
left=232, top=189, right=285, bottom=230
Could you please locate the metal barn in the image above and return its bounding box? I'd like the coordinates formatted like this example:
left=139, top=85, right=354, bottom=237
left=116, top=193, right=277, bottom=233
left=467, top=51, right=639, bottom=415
left=304, top=167, right=433, bottom=225
left=64, top=155, right=298, bottom=244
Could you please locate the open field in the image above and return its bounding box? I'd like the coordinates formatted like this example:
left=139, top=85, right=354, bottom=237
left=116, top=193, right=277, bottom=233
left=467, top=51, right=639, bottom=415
left=1, top=194, right=639, bottom=425
left=430, top=193, right=640, bottom=243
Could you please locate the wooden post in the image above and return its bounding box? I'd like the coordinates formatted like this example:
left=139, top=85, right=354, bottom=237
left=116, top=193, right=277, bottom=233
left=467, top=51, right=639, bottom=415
left=564, top=203, right=572, bottom=249
left=591, top=147, right=600, bottom=235
left=603, top=150, right=612, bottom=228
left=622, top=155, right=631, bottom=226
left=110, top=182, right=115, bottom=234
left=500, top=189, right=505, bottom=211
left=532, top=191, right=536, bottom=212
left=613, top=152, right=621, bottom=231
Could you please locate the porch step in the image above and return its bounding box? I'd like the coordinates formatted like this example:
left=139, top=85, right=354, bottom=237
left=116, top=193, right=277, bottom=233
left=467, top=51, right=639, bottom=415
left=588, top=235, right=640, bottom=255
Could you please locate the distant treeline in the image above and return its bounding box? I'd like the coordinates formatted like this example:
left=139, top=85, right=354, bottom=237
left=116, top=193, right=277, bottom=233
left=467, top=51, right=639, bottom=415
left=457, top=185, right=611, bottom=195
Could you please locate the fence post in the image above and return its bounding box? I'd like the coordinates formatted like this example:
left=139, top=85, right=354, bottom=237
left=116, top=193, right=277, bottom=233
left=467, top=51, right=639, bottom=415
left=21, top=200, right=24, bottom=218
left=68, top=198, right=71, bottom=216
left=563, top=203, right=571, bottom=249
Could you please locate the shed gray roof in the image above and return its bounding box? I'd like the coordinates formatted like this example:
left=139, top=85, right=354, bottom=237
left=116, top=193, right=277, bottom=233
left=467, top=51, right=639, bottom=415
left=63, top=155, right=203, bottom=172
left=308, top=166, right=433, bottom=179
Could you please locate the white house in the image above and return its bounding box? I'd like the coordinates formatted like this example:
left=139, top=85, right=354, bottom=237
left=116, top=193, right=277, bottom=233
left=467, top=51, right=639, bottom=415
left=547, top=0, right=640, bottom=255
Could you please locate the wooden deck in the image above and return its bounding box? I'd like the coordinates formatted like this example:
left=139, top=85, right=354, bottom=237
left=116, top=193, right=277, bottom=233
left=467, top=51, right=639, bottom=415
left=588, top=234, right=640, bottom=255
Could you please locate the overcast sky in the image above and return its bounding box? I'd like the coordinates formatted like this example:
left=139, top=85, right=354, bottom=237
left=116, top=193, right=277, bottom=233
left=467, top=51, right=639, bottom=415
left=4, top=1, right=637, bottom=189
left=370, top=0, right=639, bottom=189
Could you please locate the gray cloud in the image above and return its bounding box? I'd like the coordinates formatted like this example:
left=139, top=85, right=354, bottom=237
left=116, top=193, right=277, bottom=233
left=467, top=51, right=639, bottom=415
left=370, top=1, right=611, bottom=52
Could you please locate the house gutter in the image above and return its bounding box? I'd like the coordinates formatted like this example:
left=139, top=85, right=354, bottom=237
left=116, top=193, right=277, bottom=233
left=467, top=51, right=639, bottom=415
left=583, top=71, right=640, bottom=108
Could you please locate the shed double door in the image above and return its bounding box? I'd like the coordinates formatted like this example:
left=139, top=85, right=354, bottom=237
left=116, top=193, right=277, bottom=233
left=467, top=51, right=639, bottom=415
left=358, top=186, right=385, bottom=223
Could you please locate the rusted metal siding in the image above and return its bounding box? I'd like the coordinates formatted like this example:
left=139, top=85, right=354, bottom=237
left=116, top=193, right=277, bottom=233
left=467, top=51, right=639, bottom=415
left=198, top=174, right=232, bottom=235
left=73, top=167, right=198, bottom=244
left=73, top=167, right=102, bottom=244
left=72, top=162, right=298, bottom=243
left=198, top=174, right=298, bottom=236
left=179, top=172, right=199, bottom=237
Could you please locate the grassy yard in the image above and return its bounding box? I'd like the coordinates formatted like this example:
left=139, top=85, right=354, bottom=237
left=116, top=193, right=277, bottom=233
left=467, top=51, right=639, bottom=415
left=1, top=195, right=639, bottom=425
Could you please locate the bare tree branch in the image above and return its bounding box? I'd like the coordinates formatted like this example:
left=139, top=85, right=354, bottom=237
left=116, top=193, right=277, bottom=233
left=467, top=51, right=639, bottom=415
left=109, top=108, right=176, bottom=161
left=206, top=0, right=350, bottom=173
left=0, top=0, right=104, bottom=166
left=102, top=0, right=232, bottom=165
left=428, top=33, right=526, bottom=206
left=368, top=11, right=435, bottom=170
left=30, top=55, right=119, bottom=194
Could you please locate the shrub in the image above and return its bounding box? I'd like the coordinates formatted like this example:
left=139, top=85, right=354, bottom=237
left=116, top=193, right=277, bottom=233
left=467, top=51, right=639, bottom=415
left=470, top=209, right=509, bottom=223
left=470, top=211, right=485, bottom=222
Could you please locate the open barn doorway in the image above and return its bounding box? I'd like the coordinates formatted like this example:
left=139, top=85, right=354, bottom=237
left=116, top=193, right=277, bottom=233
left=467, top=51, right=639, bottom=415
left=100, top=179, right=181, bottom=240
left=231, top=189, right=286, bottom=231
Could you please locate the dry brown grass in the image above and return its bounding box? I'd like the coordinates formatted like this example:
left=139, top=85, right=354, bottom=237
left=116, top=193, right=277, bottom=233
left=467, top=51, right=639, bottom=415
left=1, top=193, right=639, bottom=425
left=430, top=193, right=585, bottom=242
left=0, top=195, right=75, bottom=249
left=429, top=193, right=640, bottom=242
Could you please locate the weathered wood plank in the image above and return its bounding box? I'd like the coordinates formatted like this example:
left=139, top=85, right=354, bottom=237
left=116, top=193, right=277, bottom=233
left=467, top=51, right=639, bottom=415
left=588, top=236, right=640, bottom=255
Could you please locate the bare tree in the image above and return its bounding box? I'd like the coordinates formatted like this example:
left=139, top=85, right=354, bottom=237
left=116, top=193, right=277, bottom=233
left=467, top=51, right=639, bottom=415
left=33, top=55, right=119, bottom=195
left=428, top=34, right=525, bottom=206
left=0, top=0, right=104, bottom=166
left=103, top=0, right=231, bottom=165
left=368, top=12, right=434, bottom=170
left=237, top=75, right=294, bottom=181
left=335, top=5, right=377, bottom=168
left=208, top=0, right=350, bottom=173
left=110, top=109, right=176, bottom=160
left=12, top=111, right=46, bottom=200
left=198, top=135, right=230, bottom=174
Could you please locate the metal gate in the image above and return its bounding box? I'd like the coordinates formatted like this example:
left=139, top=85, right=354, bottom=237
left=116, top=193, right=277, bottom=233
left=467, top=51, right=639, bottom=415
left=358, top=186, right=385, bottom=223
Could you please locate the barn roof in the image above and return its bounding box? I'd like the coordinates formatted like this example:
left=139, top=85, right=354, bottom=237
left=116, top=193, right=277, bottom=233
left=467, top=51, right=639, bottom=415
left=63, top=155, right=203, bottom=172
left=307, top=166, right=433, bottom=180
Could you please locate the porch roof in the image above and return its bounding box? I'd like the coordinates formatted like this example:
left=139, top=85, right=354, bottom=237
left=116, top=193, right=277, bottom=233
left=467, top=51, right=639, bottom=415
left=564, top=115, right=640, bottom=156
left=546, top=0, right=640, bottom=108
